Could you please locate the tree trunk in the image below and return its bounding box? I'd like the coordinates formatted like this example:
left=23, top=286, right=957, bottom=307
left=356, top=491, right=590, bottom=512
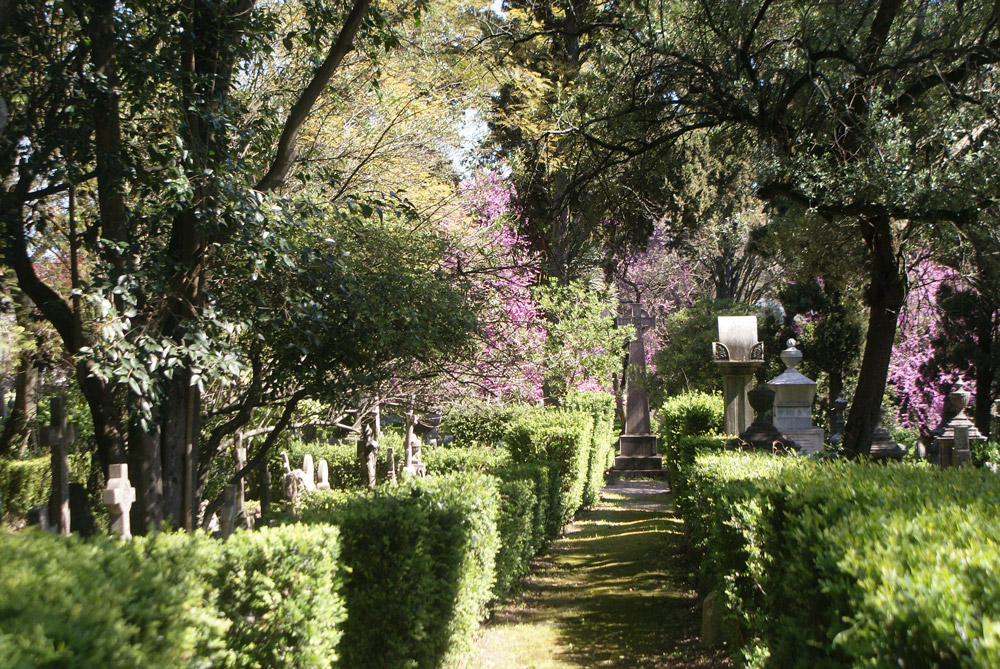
left=842, top=214, right=905, bottom=458
left=0, top=355, right=38, bottom=457
left=973, top=311, right=995, bottom=437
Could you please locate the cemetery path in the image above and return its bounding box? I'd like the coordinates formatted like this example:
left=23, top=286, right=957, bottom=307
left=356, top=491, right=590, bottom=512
left=464, top=480, right=732, bottom=669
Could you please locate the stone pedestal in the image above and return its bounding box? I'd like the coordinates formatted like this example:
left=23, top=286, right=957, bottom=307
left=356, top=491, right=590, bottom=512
left=768, top=340, right=825, bottom=454
left=713, top=316, right=764, bottom=435
left=937, top=381, right=984, bottom=468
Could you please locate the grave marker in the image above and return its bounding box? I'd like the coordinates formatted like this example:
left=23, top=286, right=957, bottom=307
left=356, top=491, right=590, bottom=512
left=39, top=395, right=77, bottom=536
left=713, top=316, right=763, bottom=435
left=613, top=303, right=661, bottom=471
left=103, top=463, right=136, bottom=541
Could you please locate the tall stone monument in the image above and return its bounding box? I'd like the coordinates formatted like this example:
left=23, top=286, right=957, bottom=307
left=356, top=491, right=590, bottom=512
left=39, top=395, right=77, bottom=536
left=713, top=316, right=764, bottom=435
left=937, top=381, right=985, bottom=468
left=767, top=339, right=825, bottom=454
left=614, top=303, right=660, bottom=470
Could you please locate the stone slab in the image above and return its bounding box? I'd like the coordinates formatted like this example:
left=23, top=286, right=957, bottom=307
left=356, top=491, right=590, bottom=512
left=783, top=427, right=825, bottom=455
left=619, top=434, right=658, bottom=456
left=613, top=454, right=663, bottom=470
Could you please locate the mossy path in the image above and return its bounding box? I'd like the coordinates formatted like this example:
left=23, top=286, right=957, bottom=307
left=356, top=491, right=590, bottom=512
left=464, top=480, right=732, bottom=668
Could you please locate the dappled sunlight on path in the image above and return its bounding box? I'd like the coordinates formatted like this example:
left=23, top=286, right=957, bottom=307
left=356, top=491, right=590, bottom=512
left=465, top=480, right=732, bottom=668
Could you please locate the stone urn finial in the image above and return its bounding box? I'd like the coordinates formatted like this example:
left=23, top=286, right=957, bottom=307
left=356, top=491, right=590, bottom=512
left=780, top=339, right=803, bottom=370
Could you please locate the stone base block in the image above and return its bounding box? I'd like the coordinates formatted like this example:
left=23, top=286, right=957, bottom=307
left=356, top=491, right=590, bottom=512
left=613, top=454, right=663, bottom=470
left=783, top=427, right=825, bottom=455
left=619, top=434, right=658, bottom=457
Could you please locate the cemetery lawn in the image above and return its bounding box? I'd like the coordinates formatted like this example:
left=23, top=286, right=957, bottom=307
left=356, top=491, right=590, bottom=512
left=465, top=480, right=732, bottom=668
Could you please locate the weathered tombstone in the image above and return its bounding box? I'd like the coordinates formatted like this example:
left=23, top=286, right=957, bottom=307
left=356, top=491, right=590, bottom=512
left=103, top=463, right=136, bottom=541
left=767, top=340, right=825, bottom=454
left=402, top=412, right=426, bottom=478
left=936, top=381, right=985, bottom=469
left=360, top=424, right=379, bottom=489
left=386, top=446, right=397, bottom=485
left=701, top=590, right=724, bottom=648
left=317, top=459, right=331, bottom=489
left=713, top=316, right=764, bottom=435
left=281, top=451, right=310, bottom=503
left=218, top=484, right=238, bottom=539
left=301, top=454, right=316, bottom=491
left=613, top=303, right=661, bottom=471
left=869, top=408, right=906, bottom=461
left=39, top=395, right=77, bottom=536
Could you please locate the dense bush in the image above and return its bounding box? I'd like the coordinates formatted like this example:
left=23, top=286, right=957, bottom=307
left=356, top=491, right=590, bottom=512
left=492, top=477, right=538, bottom=599
left=0, top=530, right=230, bottom=668
left=296, top=472, right=500, bottom=668
left=658, top=392, right=724, bottom=451
left=565, top=391, right=616, bottom=507
left=0, top=525, right=347, bottom=668
left=0, top=453, right=91, bottom=521
left=214, top=524, right=346, bottom=669
left=505, top=408, right=593, bottom=534
left=423, top=445, right=511, bottom=474
left=274, top=437, right=399, bottom=495
left=681, top=451, right=1000, bottom=668
left=442, top=403, right=526, bottom=447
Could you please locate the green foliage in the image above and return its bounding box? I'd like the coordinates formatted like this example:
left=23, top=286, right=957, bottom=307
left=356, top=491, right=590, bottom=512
left=658, top=392, right=724, bottom=449
left=532, top=279, right=628, bottom=402
left=442, top=403, right=526, bottom=448
left=278, top=438, right=397, bottom=493
left=492, top=477, right=538, bottom=600
left=423, top=445, right=512, bottom=475
left=972, top=440, right=1000, bottom=470
left=296, top=472, right=500, bottom=668
left=565, top=391, right=616, bottom=507
left=0, top=530, right=230, bottom=669
left=505, top=408, right=594, bottom=534
left=215, top=524, right=345, bottom=669
left=680, top=452, right=1000, bottom=667
left=0, top=454, right=91, bottom=522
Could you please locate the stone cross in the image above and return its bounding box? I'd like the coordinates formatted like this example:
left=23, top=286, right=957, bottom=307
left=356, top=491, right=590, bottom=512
left=615, top=303, right=655, bottom=436
left=39, top=395, right=77, bottom=536
left=102, top=463, right=136, bottom=541
left=218, top=484, right=238, bottom=539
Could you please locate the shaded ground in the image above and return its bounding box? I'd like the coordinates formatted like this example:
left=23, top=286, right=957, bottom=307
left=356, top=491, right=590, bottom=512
left=465, top=480, right=732, bottom=668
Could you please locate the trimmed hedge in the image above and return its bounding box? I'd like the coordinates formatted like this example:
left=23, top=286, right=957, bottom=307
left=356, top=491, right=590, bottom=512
left=680, top=451, right=1000, bottom=668
left=214, top=524, right=346, bottom=669
left=1, top=453, right=91, bottom=521
left=295, top=472, right=500, bottom=668
left=0, top=525, right=346, bottom=668
left=505, top=409, right=593, bottom=535
left=658, top=391, right=724, bottom=455
left=423, top=445, right=512, bottom=475
left=566, top=391, right=617, bottom=507
left=441, top=403, right=526, bottom=448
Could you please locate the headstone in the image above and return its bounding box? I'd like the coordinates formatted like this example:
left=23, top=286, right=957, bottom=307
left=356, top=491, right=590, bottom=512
left=387, top=446, right=397, bottom=485
left=27, top=505, right=51, bottom=531
left=280, top=451, right=310, bottom=503
left=767, top=340, right=824, bottom=453
left=701, top=590, right=723, bottom=647
left=936, top=381, right=985, bottom=469
left=613, top=303, right=661, bottom=471
left=218, top=484, right=238, bottom=539
left=402, top=413, right=426, bottom=478
left=954, top=425, right=971, bottom=467
left=39, top=395, right=77, bottom=536
left=102, top=463, right=136, bottom=541
left=713, top=316, right=764, bottom=435
left=869, top=408, right=906, bottom=461
left=316, top=459, right=331, bottom=489
left=301, top=454, right=316, bottom=491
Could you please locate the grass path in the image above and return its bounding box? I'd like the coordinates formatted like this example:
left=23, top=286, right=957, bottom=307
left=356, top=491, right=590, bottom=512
left=464, top=480, right=732, bottom=669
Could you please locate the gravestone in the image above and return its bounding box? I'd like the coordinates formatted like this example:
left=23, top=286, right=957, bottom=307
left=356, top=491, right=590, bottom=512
left=317, top=459, right=331, bottom=489
left=402, top=413, right=427, bottom=478
left=103, top=463, right=136, bottom=541
left=826, top=395, right=848, bottom=448
left=729, top=383, right=795, bottom=452
left=713, top=316, right=764, bottom=435
left=936, top=381, right=985, bottom=469
left=301, top=454, right=316, bottom=491
left=613, top=303, right=661, bottom=471
left=767, top=340, right=824, bottom=454
left=281, top=451, right=311, bottom=503
left=869, top=408, right=905, bottom=461
left=39, top=395, right=77, bottom=536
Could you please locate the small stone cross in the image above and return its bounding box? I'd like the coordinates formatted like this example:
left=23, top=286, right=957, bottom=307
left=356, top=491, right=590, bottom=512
left=39, top=395, right=77, bottom=536
left=615, top=302, right=655, bottom=332
left=103, top=463, right=136, bottom=541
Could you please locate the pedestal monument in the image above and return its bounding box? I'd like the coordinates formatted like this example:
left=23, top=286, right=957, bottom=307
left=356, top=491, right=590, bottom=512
left=713, top=316, right=764, bottom=435
left=613, top=303, right=661, bottom=471
left=767, top=339, right=825, bottom=454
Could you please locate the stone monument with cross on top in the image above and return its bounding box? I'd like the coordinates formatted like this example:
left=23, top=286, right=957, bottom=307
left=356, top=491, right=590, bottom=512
left=103, top=463, right=136, bottom=541
left=613, top=303, right=661, bottom=471
left=39, top=395, right=77, bottom=536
